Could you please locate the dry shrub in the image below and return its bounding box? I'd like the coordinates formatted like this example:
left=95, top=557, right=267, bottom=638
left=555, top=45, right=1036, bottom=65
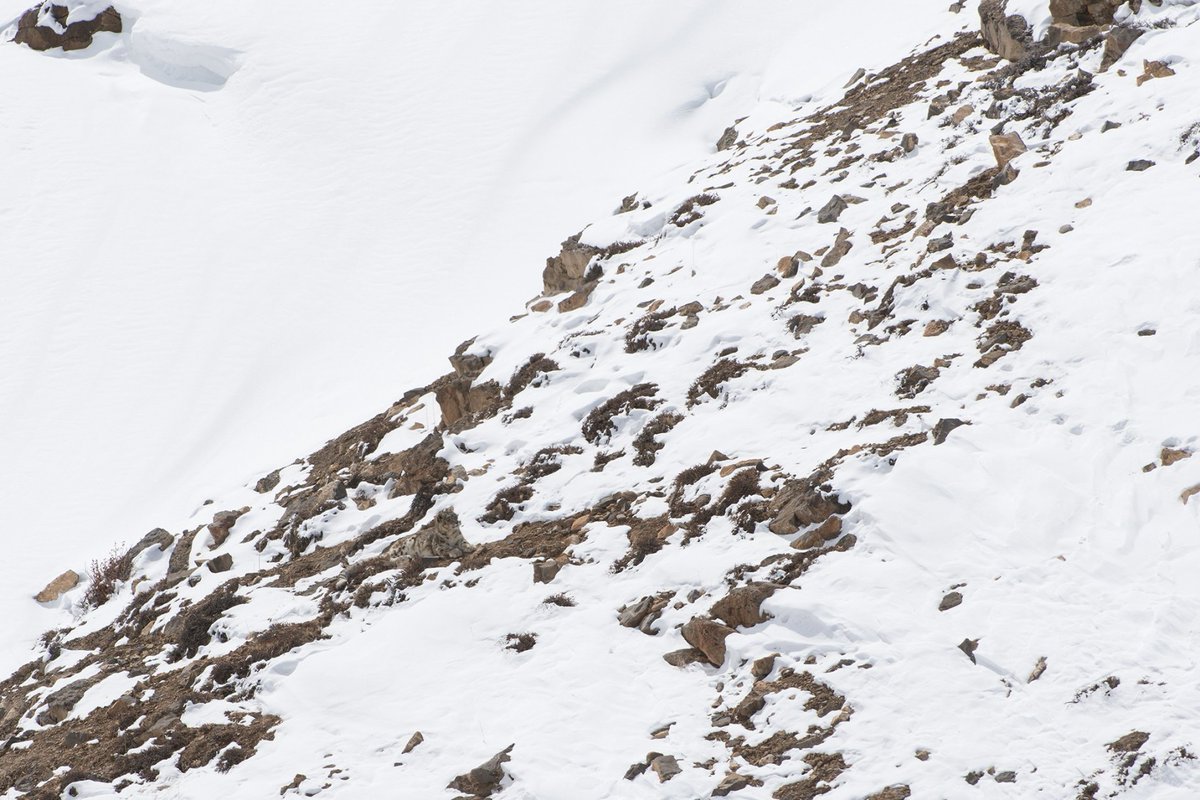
left=82, top=545, right=128, bottom=609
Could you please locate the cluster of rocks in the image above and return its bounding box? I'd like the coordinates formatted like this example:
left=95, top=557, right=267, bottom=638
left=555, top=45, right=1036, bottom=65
left=11, top=1, right=121, bottom=51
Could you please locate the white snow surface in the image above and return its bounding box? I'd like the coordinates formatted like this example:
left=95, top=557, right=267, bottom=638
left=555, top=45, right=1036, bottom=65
left=5, top=1, right=1200, bottom=800
left=0, top=0, right=952, bottom=671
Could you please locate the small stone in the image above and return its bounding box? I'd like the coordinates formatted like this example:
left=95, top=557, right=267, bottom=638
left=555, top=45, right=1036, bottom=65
left=994, top=771, right=1017, bottom=783
left=1027, top=656, right=1048, bottom=683
left=915, top=749, right=931, bottom=761
left=757, top=196, right=776, bottom=209
left=939, top=591, right=964, bottom=611
left=866, top=786, right=912, bottom=800
left=1137, top=328, right=1156, bottom=337
left=958, top=638, right=979, bottom=664
left=1127, top=159, right=1155, bottom=172
left=901, top=133, right=919, bottom=153
left=1075, top=197, right=1092, bottom=208
left=716, top=126, right=738, bottom=152
left=1059, top=224, right=1074, bottom=233
left=951, top=104, right=974, bottom=124
left=777, top=256, right=799, bottom=279
left=530, top=299, right=553, bottom=312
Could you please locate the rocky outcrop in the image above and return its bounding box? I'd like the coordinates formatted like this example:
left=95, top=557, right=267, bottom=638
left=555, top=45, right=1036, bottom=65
left=542, top=233, right=602, bottom=296
left=979, top=0, right=1034, bottom=61
left=12, top=2, right=121, bottom=52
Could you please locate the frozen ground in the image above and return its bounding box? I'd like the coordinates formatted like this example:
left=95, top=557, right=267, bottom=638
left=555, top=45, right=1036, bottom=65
left=0, top=0, right=950, bottom=672
left=5, top=2, right=1200, bottom=799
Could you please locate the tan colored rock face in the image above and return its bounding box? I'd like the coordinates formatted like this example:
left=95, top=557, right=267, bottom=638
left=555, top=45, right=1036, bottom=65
left=990, top=132, right=1028, bottom=169
left=979, top=0, right=1033, bottom=61
left=34, top=570, right=79, bottom=603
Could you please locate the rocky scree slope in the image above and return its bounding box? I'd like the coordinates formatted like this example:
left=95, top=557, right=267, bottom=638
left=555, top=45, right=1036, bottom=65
left=5, top=1, right=1200, bottom=797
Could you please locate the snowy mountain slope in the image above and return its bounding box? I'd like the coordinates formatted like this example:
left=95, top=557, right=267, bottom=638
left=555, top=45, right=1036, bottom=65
left=5, top=1, right=1200, bottom=799
left=0, top=0, right=955, bottom=674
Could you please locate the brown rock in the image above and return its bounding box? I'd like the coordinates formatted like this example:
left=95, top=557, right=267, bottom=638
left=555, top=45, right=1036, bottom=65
left=207, top=508, right=248, bottom=549
left=1162, top=447, right=1192, bottom=467
left=932, top=418, right=968, bottom=446
left=1108, top=731, right=1150, bottom=753
left=34, top=570, right=79, bottom=603
left=1027, top=656, right=1048, bottom=683
left=979, top=0, right=1033, bottom=61
left=820, top=228, right=853, bottom=268
left=532, top=559, right=561, bottom=584
left=777, top=255, right=799, bottom=279
left=650, top=754, right=682, bottom=782
left=448, top=744, right=514, bottom=797
left=402, top=731, right=424, bottom=754
left=713, top=772, right=752, bottom=796
left=751, top=274, right=781, bottom=295
left=750, top=654, right=778, bottom=680
left=207, top=554, right=234, bottom=573
left=768, top=479, right=850, bottom=535
left=939, top=591, right=964, bottom=611
left=710, top=583, right=779, bottom=629
left=901, top=133, right=919, bottom=153
left=13, top=2, right=121, bottom=52
left=662, top=648, right=707, bottom=668
left=951, top=104, right=974, bottom=125
left=1101, top=24, right=1142, bottom=71
left=990, top=132, right=1027, bottom=169
left=866, top=787, right=912, bottom=800
left=681, top=618, right=735, bottom=666
left=1047, top=22, right=1103, bottom=44
left=924, top=319, right=951, bottom=337
left=542, top=233, right=600, bottom=295
left=817, top=195, right=848, bottom=224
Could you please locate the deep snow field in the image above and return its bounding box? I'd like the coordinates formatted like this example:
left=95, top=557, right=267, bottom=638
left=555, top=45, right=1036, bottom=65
left=0, top=0, right=953, bottom=671
left=4, top=1, right=1200, bottom=799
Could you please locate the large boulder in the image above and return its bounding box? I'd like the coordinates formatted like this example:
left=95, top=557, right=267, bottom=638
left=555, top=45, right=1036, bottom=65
left=12, top=1, right=121, bottom=52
